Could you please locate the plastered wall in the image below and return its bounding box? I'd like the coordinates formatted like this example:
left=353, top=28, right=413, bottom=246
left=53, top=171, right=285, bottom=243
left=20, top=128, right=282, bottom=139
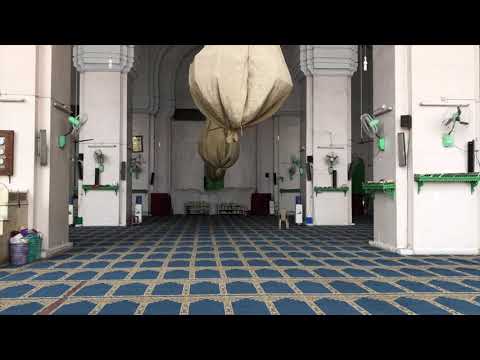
left=373, top=45, right=480, bottom=254
left=78, top=71, right=131, bottom=226
left=0, top=45, right=38, bottom=228
left=131, top=45, right=303, bottom=215
left=408, top=45, right=479, bottom=254
left=0, top=45, right=72, bottom=254
left=351, top=46, right=374, bottom=181
left=130, top=45, right=368, bottom=219
left=372, top=45, right=400, bottom=249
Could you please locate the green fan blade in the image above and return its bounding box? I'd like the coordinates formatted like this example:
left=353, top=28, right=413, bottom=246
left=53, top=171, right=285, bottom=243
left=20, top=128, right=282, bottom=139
left=370, top=118, right=380, bottom=133
left=377, top=137, right=385, bottom=151
left=68, top=116, right=81, bottom=128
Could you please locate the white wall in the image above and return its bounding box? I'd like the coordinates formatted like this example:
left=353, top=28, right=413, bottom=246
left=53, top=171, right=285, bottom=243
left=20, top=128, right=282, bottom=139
left=131, top=113, right=151, bottom=214
left=372, top=45, right=400, bottom=249
left=131, top=45, right=150, bottom=112
left=0, top=45, right=72, bottom=255
left=408, top=45, right=479, bottom=254
left=172, top=121, right=204, bottom=192
left=153, top=113, right=171, bottom=194
left=372, top=45, right=480, bottom=255
left=129, top=45, right=373, bottom=224
left=299, top=76, right=309, bottom=220
left=351, top=46, right=374, bottom=181
left=175, top=51, right=196, bottom=109
left=225, top=126, right=257, bottom=189
left=77, top=71, right=132, bottom=226
left=274, top=116, right=301, bottom=213
left=130, top=45, right=303, bottom=215
left=312, top=76, right=353, bottom=225
left=170, top=121, right=258, bottom=214
left=0, top=46, right=38, bottom=228
left=131, top=115, right=150, bottom=189
left=46, top=46, right=72, bottom=250
left=256, top=119, right=274, bottom=194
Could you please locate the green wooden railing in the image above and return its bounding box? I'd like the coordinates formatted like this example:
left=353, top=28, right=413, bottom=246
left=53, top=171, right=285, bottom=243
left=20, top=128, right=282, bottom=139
left=362, top=182, right=396, bottom=199
left=414, top=173, right=480, bottom=194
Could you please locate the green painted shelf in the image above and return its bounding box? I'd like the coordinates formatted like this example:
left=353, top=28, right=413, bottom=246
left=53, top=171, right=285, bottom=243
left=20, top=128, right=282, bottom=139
left=82, top=184, right=119, bottom=195
left=362, top=182, right=396, bottom=199
left=414, top=173, right=480, bottom=194
left=313, top=186, right=349, bottom=196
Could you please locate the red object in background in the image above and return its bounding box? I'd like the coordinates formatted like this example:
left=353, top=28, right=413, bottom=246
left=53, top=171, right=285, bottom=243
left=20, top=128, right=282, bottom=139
left=250, top=193, right=271, bottom=216
left=150, top=193, right=173, bottom=216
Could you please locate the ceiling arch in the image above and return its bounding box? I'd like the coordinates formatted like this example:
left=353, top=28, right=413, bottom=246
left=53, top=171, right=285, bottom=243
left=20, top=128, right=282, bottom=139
left=132, top=45, right=302, bottom=117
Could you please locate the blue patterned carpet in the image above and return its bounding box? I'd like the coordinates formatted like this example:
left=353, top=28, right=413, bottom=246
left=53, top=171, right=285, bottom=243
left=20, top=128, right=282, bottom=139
left=1, top=215, right=480, bottom=315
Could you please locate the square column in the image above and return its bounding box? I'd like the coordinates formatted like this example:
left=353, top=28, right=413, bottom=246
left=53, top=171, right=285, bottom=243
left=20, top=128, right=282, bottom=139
left=0, top=45, right=73, bottom=257
left=300, top=45, right=358, bottom=225
left=74, top=45, right=135, bottom=226
left=372, top=45, right=480, bottom=255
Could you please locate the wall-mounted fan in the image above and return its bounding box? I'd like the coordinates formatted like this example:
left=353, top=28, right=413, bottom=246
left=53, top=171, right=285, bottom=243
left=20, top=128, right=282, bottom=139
left=325, top=152, right=339, bottom=174
left=288, top=155, right=304, bottom=180
left=442, top=106, right=468, bottom=148
left=130, top=155, right=144, bottom=179
left=68, top=114, right=88, bottom=138
left=361, top=113, right=385, bottom=151
left=94, top=149, right=105, bottom=172
left=58, top=114, right=89, bottom=149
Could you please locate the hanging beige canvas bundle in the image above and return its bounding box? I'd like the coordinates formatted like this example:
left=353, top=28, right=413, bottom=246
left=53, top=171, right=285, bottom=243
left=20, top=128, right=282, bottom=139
left=189, top=45, right=293, bottom=143
left=198, top=118, right=240, bottom=181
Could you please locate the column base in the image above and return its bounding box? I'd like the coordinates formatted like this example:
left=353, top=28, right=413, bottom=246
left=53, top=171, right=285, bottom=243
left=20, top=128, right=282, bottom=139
left=41, top=242, right=74, bottom=259
left=409, top=248, right=479, bottom=256
left=369, top=241, right=479, bottom=256
left=368, top=241, right=414, bottom=255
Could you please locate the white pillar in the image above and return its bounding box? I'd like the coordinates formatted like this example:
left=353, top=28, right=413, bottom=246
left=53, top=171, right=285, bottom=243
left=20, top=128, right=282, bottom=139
left=372, top=45, right=480, bottom=255
left=153, top=108, right=173, bottom=194
left=74, top=45, right=135, bottom=226
left=300, top=45, right=358, bottom=225
left=0, top=45, right=73, bottom=257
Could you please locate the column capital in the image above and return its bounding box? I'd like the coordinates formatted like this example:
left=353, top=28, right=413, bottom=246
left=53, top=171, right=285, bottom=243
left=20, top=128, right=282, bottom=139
left=300, top=45, right=358, bottom=77
left=73, top=45, right=135, bottom=73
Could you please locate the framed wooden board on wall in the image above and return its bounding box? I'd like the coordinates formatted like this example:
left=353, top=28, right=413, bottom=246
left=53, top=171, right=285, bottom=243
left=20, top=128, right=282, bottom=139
left=0, top=131, right=14, bottom=177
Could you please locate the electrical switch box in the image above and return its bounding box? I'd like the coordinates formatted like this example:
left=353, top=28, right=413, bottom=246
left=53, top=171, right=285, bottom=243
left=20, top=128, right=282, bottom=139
left=0, top=131, right=14, bottom=177
left=400, top=115, right=412, bottom=130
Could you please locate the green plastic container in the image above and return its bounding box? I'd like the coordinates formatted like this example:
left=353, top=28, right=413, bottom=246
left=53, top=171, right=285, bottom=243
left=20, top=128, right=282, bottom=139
left=26, top=233, right=42, bottom=263
left=377, top=137, right=386, bottom=151
left=442, top=134, right=454, bottom=148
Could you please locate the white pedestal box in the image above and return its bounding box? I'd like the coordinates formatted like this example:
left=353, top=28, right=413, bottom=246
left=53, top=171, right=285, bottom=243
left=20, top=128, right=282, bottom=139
left=295, top=204, right=303, bottom=225
left=135, top=204, right=143, bottom=224
left=68, top=205, right=74, bottom=226
left=269, top=201, right=275, bottom=215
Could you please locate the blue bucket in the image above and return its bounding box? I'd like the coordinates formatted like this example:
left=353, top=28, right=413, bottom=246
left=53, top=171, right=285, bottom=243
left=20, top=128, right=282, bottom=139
left=305, top=217, right=313, bottom=225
